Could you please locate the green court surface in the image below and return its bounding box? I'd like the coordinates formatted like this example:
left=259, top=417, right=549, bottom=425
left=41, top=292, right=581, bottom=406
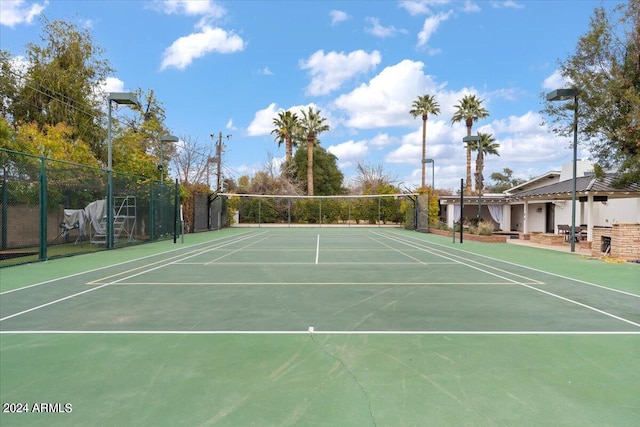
left=1, top=227, right=639, bottom=426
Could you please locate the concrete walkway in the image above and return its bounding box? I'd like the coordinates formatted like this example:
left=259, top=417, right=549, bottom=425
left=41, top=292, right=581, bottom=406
left=507, top=238, right=594, bottom=256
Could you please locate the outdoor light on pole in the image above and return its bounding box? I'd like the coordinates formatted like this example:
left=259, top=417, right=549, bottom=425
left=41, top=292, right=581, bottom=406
left=423, top=158, right=435, bottom=190
left=159, top=135, right=179, bottom=183
left=463, top=135, right=482, bottom=221
left=106, top=92, right=140, bottom=250
left=547, top=88, right=579, bottom=252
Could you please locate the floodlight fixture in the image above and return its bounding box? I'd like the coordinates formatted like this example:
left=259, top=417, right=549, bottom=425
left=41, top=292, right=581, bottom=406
left=547, top=87, right=579, bottom=252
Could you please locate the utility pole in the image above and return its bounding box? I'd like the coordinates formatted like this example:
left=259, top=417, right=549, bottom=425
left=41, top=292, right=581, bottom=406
left=209, top=132, right=231, bottom=192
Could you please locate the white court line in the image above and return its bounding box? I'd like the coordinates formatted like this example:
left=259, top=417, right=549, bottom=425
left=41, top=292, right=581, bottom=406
left=373, top=230, right=640, bottom=329
left=205, top=234, right=271, bottom=265
left=86, top=232, right=267, bottom=285
left=0, top=284, right=111, bottom=322
left=173, top=262, right=457, bottom=266
left=373, top=231, right=546, bottom=285
left=1, top=232, right=270, bottom=322
left=371, top=231, right=538, bottom=286
left=0, top=229, right=258, bottom=296
left=1, top=330, right=639, bottom=335
left=388, top=229, right=640, bottom=299
left=517, top=282, right=640, bottom=328
left=315, top=234, right=320, bottom=265
left=367, top=234, right=428, bottom=265
left=97, top=281, right=522, bottom=286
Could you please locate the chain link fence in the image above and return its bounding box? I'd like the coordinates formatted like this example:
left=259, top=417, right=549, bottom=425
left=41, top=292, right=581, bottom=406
left=0, top=148, right=180, bottom=267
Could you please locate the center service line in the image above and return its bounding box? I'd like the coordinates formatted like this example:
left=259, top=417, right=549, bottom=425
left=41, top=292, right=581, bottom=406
left=315, top=234, right=320, bottom=265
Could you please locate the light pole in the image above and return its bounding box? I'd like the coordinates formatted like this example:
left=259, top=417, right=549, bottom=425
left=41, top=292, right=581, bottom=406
left=159, top=135, right=179, bottom=183
left=547, top=88, right=579, bottom=252
left=423, top=158, right=435, bottom=189
left=106, top=92, right=140, bottom=250
left=463, top=135, right=481, bottom=221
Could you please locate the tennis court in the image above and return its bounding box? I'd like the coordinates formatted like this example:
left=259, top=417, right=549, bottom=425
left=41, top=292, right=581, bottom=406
left=1, top=227, right=639, bottom=426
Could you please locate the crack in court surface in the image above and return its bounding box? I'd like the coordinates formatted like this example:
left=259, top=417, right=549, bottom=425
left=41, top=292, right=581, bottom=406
left=309, top=333, right=378, bottom=427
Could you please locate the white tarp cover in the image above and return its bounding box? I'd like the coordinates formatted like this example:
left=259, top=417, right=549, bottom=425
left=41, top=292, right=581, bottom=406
left=62, top=209, right=86, bottom=236
left=84, top=199, right=106, bottom=235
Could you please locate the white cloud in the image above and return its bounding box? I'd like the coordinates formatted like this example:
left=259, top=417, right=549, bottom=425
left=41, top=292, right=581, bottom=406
left=9, top=55, right=29, bottom=78
left=385, top=143, right=421, bottom=164
left=542, top=70, right=573, bottom=90
left=491, top=1, right=524, bottom=9
left=300, top=49, right=382, bottom=96
left=152, top=0, right=225, bottom=18
left=0, top=0, right=47, bottom=27
left=327, top=140, right=369, bottom=168
left=94, top=77, right=131, bottom=112
left=226, top=118, right=238, bottom=131
left=364, top=17, right=407, bottom=38
left=160, top=26, right=245, bottom=70
left=329, top=9, right=350, bottom=26
left=370, top=133, right=398, bottom=148
left=332, top=59, right=448, bottom=129
left=246, top=103, right=279, bottom=136
left=399, top=0, right=450, bottom=16
left=385, top=119, right=457, bottom=166
left=259, top=66, right=274, bottom=75
left=462, top=1, right=481, bottom=13
left=101, top=77, right=126, bottom=93
left=417, top=11, right=452, bottom=48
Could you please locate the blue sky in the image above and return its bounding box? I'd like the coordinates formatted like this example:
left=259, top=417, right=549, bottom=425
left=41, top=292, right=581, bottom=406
left=0, top=0, right=615, bottom=191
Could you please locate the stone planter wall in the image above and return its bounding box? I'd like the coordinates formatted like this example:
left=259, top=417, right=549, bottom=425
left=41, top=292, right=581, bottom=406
left=530, top=233, right=566, bottom=246
left=592, top=223, right=640, bottom=261
left=428, top=228, right=507, bottom=243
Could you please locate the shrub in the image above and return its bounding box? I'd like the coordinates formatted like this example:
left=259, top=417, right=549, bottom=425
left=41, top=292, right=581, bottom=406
left=477, top=220, right=494, bottom=236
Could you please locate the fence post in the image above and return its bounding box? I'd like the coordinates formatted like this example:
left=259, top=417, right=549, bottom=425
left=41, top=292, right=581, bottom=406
left=39, top=157, right=47, bottom=260
left=149, top=182, right=154, bottom=241
left=173, top=178, right=178, bottom=243
left=1, top=170, right=7, bottom=250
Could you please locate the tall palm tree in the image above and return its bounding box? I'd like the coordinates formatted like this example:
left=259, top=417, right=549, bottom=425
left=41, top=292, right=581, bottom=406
left=271, top=110, right=299, bottom=163
left=472, top=133, right=500, bottom=193
left=298, top=106, right=330, bottom=196
left=409, top=94, right=440, bottom=189
left=451, top=94, right=489, bottom=194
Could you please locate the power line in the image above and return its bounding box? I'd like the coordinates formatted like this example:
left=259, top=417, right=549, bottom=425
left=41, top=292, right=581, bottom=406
left=2, top=67, right=138, bottom=130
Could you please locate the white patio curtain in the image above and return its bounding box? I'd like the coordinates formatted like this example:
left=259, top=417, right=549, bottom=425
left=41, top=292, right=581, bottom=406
left=454, top=204, right=461, bottom=222
left=488, top=205, right=504, bottom=229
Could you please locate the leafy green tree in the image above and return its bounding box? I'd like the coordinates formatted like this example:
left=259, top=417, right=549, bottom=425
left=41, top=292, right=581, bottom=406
left=451, top=94, right=489, bottom=194
left=409, top=94, right=440, bottom=188
left=0, top=50, right=20, bottom=121
left=292, top=144, right=344, bottom=196
left=542, top=0, right=640, bottom=186
left=271, top=110, right=300, bottom=164
left=486, top=168, right=526, bottom=193
left=10, top=19, right=113, bottom=157
left=297, top=107, right=330, bottom=195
